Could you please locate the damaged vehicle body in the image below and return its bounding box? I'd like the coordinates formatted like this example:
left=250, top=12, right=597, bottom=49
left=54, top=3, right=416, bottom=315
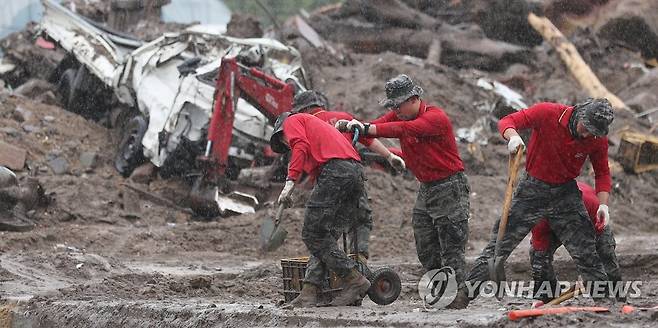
left=38, top=0, right=309, bottom=215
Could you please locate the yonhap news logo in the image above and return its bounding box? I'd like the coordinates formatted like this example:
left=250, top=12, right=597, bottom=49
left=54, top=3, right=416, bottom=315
left=418, top=266, right=458, bottom=308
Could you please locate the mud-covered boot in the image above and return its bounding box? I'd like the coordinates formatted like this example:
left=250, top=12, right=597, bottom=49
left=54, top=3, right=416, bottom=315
left=330, top=268, right=371, bottom=306
left=285, top=282, right=319, bottom=309
left=446, top=287, right=471, bottom=309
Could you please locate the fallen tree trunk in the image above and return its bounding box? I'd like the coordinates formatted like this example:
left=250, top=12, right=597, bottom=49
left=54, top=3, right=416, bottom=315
left=338, top=0, right=438, bottom=30
left=311, top=20, right=531, bottom=71
left=527, top=12, right=628, bottom=110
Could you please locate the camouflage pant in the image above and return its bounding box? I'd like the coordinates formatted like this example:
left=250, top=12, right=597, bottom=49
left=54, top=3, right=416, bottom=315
left=413, top=172, right=470, bottom=285
left=301, top=159, right=370, bottom=286
left=305, top=189, right=372, bottom=286
left=530, top=225, right=622, bottom=302
left=465, top=174, right=609, bottom=299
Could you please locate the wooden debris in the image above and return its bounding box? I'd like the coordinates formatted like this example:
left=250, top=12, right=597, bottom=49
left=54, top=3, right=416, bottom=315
left=527, top=12, right=628, bottom=111
left=617, top=131, right=658, bottom=173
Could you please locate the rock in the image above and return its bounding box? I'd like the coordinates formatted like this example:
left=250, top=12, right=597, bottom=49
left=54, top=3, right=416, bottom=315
left=12, top=106, right=33, bottom=122
left=48, top=157, right=69, bottom=175
left=79, top=152, right=98, bottom=170
left=36, top=90, right=59, bottom=106
left=0, top=127, right=19, bottom=137
left=13, top=79, right=56, bottom=98
left=226, top=13, right=263, bottom=38
left=22, top=124, right=40, bottom=133
left=43, top=115, right=56, bottom=123
left=189, top=276, right=212, bottom=289
left=0, top=141, right=27, bottom=170
left=128, top=162, right=155, bottom=184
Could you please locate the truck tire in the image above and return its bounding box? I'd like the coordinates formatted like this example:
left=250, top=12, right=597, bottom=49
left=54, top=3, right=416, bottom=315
left=114, top=115, right=148, bottom=177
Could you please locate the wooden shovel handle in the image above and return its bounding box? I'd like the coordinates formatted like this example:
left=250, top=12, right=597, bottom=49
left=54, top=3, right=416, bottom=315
left=496, top=147, right=524, bottom=245
left=547, top=284, right=579, bottom=306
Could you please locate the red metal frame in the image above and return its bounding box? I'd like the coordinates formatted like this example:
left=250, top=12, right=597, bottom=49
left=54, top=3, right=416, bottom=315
left=203, top=57, right=296, bottom=180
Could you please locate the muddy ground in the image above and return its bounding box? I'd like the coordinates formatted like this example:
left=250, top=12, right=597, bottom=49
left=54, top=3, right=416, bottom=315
left=2, top=1, right=658, bottom=327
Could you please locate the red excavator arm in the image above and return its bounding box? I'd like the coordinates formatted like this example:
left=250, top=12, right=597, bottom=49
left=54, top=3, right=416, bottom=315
left=199, top=56, right=296, bottom=183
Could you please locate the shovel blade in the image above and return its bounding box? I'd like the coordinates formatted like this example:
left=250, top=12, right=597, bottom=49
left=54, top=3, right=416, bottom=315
left=488, top=256, right=507, bottom=300
left=259, top=218, right=288, bottom=252
left=266, top=225, right=288, bottom=252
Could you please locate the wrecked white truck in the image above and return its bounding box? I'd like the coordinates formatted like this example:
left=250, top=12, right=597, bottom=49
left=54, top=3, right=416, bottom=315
left=37, top=0, right=312, bottom=215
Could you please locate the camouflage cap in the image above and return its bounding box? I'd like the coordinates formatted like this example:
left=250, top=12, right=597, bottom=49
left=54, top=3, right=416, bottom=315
left=270, top=112, right=292, bottom=153
left=576, top=98, right=614, bottom=136
left=379, top=74, right=423, bottom=108
left=292, top=90, right=329, bottom=113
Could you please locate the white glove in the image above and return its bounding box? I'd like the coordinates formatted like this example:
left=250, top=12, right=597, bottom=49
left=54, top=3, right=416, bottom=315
left=596, top=204, right=610, bottom=230
left=387, top=153, right=406, bottom=171
left=335, top=119, right=350, bottom=132
left=277, top=180, right=295, bottom=205
left=346, top=119, right=365, bottom=134
left=507, top=135, right=525, bottom=154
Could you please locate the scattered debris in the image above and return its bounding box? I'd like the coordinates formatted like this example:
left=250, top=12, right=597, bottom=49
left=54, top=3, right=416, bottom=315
left=121, top=182, right=193, bottom=215
left=189, top=276, right=212, bottom=289
left=617, top=131, right=658, bottom=173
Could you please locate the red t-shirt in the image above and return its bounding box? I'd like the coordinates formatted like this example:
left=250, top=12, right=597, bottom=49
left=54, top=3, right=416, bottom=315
left=531, top=181, right=601, bottom=251
left=284, top=113, right=360, bottom=181
left=306, top=107, right=374, bottom=147
left=370, top=101, right=464, bottom=182
left=498, top=102, right=611, bottom=193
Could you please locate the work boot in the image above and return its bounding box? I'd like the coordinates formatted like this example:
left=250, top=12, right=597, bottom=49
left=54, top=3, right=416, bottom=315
left=330, top=268, right=371, bottom=306
left=285, top=282, right=319, bottom=309
left=446, top=287, right=471, bottom=309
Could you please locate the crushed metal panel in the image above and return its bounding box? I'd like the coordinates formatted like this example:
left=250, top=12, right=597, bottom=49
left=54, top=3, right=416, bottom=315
left=617, top=131, right=658, bottom=173
left=214, top=189, right=258, bottom=215
left=477, top=78, right=527, bottom=110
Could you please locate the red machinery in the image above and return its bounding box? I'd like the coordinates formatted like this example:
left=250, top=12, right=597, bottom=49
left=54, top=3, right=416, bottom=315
left=190, top=56, right=298, bottom=216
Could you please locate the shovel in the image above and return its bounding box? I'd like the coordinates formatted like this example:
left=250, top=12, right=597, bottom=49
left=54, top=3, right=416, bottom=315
left=488, top=147, right=524, bottom=294
left=259, top=203, right=288, bottom=252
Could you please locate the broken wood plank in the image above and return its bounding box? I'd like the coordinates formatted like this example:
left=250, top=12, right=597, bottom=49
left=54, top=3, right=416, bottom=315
left=121, top=182, right=194, bottom=215
left=0, top=140, right=26, bottom=170
left=527, top=12, right=628, bottom=111
left=617, top=131, right=658, bottom=173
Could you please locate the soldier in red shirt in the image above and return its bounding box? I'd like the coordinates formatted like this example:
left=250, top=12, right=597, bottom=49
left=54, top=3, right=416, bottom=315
left=451, top=98, right=615, bottom=308
left=530, top=181, right=622, bottom=303
left=270, top=112, right=371, bottom=308
left=336, top=75, right=471, bottom=308
left=290, top=90, right=406, bottom=265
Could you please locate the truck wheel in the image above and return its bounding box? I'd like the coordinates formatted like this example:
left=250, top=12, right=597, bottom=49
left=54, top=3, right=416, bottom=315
left=367, top=267, right=401, bottom=305
left=114, top=116, right=148, bottom=177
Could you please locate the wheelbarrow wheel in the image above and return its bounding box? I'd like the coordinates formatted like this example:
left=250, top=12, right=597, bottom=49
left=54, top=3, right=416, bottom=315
left=367, top=267, right=401, bottom=305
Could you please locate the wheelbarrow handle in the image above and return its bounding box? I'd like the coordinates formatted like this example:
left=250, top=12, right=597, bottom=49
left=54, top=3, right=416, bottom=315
left=351, top=128, right=360, bottom=146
